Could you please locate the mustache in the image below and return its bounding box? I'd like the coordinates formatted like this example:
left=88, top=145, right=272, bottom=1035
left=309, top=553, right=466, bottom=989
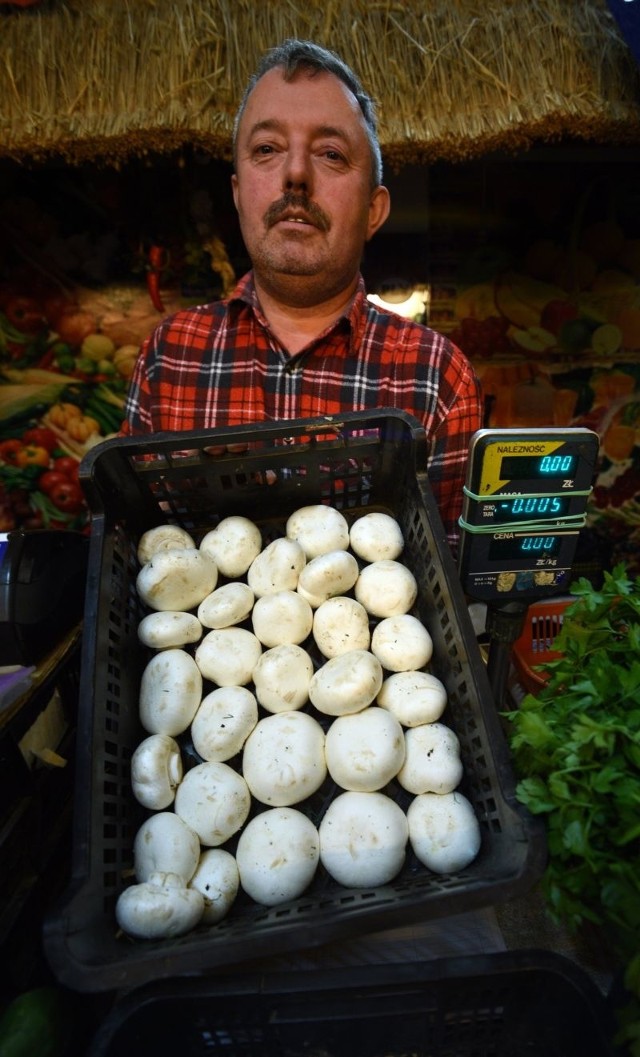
left=263, top=192, right=330, bottom=232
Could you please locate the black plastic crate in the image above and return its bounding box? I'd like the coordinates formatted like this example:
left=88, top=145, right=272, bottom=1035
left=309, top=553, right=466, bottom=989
left=87, top=951, right=616, bottom=1057
left=44, top=411, right=546, bottom=992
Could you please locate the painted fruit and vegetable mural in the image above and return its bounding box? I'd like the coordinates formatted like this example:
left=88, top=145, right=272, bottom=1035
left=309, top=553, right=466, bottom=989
left=0, top=161, right=237, bottom=534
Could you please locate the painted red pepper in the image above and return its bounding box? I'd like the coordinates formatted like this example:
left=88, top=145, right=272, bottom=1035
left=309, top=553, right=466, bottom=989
left=147, top=244, right=168, bottom=312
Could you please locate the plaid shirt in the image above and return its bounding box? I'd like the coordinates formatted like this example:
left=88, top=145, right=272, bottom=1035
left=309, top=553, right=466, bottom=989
left=124, top=272, right=482, bottom=548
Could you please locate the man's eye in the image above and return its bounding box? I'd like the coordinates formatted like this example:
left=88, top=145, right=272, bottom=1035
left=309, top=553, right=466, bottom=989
left=255, top=144, right=275, bottom=156
left=324, top=150, right=344, bottom=162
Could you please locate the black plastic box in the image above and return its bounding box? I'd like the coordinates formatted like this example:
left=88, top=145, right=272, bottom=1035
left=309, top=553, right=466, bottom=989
left=87, top=951, right=616, bottom=1057
left=44, top=411, right=546, bottom=992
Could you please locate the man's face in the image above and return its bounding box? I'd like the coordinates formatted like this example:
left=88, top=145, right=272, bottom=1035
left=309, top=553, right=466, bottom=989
left=232, top=66, right=390, bottom=307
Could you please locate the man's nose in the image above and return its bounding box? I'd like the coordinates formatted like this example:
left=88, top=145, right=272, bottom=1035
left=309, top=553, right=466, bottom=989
left=283, top=147, right=313, bottom=194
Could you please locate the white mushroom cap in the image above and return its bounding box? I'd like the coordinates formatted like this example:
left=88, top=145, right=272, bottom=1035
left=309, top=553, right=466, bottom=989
left=354, top=560, right=417, bottom=618
left=139, top=648, right=203, bottom=737
left=407, top=791, right=481, bottom=874
left=377, top=671, right=447, bottom=727
left=199, top=516, right=262, bottom=578
left=285, top=504, right=350, bottom=558
left=191, top=686, right=258, bottom=762
left=195, top=627, right=263, bottom=686
left=137, top=525, right=196, bottom=566
left=189, top=849, right=240, bottom=925
left=308, top=650, right=383, bottom=716
left=397, top=722, right=463, bottom=795
left=137, top=611, right=203, bottom=649
left=312, top=596, right=371, bottom=658
left=116, top=871, right=204, bottom=940
left=131, top=733, right=183, bottom=809
left=319, top=791, right=408, bottom=887
left=252, top=644, right=314, bottom=713
left=247, top=537, right=306, bottom=597
left=349, top=513, right=404, bottom=562
left=324, top=707, right=405, bottom=792
left=242, top=711, right=327, bottom=807
left=251, top=590, right=313, bottom=647
left=136, top=548, right=218, bottom=612
left=370, top=614, right=433, bottom=672
left=174, top=761, right=251, bottom=846
left=133, top=812, right=201, bottom=884
left=197, top=582, right=255, bottom=630
left=236, top=807, right=320, bottom=906
left=296, top=550, right=359, bottom=608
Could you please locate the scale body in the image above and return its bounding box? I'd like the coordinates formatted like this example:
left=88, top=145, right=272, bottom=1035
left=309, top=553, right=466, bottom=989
left=458, top=428, right=600, bottom=604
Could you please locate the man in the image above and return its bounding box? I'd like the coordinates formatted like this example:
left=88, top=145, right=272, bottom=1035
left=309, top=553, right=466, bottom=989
left=123, top=38, right=482, bottom=550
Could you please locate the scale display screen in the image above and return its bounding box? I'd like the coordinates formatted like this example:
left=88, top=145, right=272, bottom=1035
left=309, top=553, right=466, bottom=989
left=487, top=534, right=561, bottom=561
left=498, top=452, right=577, bottom=480
left=492, top=495, right=570, bottom=523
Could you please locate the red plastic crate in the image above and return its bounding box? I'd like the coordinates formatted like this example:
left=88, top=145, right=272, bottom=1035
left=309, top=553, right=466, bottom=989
left=512, top=598, right=573, bottom=694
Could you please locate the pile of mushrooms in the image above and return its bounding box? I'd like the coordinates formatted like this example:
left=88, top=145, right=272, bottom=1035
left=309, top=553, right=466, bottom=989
left=115, top=507, right=481, bottom=941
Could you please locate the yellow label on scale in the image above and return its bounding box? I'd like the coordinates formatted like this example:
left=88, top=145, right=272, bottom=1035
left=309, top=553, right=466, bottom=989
left=479, top=439, right=565, bottom=495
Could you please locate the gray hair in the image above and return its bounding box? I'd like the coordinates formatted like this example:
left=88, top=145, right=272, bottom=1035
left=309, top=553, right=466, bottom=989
left=232, top=38, right=383, bottom=188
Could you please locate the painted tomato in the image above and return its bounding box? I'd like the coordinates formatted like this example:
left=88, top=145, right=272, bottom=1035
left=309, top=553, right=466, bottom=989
left=0, top=439, right=25, bottom=465
left=47, top=479, right=85, bottom=514
left=22, top=427, right=59, bottom=454
left=39, top=470, right=71, bottom=495
left=53, top=455, right=80, bottom=482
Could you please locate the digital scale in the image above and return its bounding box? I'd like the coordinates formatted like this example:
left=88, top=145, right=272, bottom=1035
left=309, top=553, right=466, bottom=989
left=458, top=427, right=600, bottom=602
left=457, top=427, right=600, bottom=702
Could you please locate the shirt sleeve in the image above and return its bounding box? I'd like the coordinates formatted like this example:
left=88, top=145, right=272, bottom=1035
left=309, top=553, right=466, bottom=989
left=121, top=329, right=156, bottom=436
left=425, top=343, right=483, bottom=555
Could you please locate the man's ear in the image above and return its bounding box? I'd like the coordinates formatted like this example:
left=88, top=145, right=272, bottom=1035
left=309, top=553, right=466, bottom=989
left=231, top=172, right=239, bottom=211
left=366, top=185, right=391, bottom=241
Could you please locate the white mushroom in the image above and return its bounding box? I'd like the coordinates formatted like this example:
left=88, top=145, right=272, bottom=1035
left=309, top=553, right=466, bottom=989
left=407, top=791, right=481, bottom=874
left=199, top=516, right=262, bottom=577
left=312, top=596, right=371, bottom=658
left=197, top=582, right=255, bottom=630
left=377, top=671, right=447, bottom=727
left=174, top=761, right=251, bottom=847
left=349, top=513, right=404, bottom=562
left=195, top=627, right=263, bottom=686
left=370, top=614, right=433, bottom=672
left=296, top=549, right=359, bottom=608
left=251, top=590, right=313, bottom=647
left=136, top=548, right=218, bottom=612
left=116, top=871, right=204, bottom=940
left=133, top=811, right=200, bottom=884
left=189, top=848, right=240, bottom=924
left=308, top=649, right=383, bottom=716
left=137, top=525, right=196, bottom=566
left=242, top=710, right=327, bottom=807
left=397, top=722, right=463, bottom=795
left=130, top=733, right=183, bottom=809
left=252, top=644, right=314, bottom=713
left=354, top=560, right=417, bottom=618
left=247, top=537, right=306, bottom=597
left=139, top=649, right=203, bottom=736
left=319, top=791, right=408, bottom=887
left=137, top=611, right=203, bottom=649
left=190, top=686, right=258, bottom=762
left=236, top=807, right=320, bottom=906
left=324, top=707, right=405, bottom=792
left=285, top=504, right=350, bottom=558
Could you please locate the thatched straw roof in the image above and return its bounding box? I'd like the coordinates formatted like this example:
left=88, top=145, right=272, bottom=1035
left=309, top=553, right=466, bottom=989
left=1, top=0, right=639, bottom=169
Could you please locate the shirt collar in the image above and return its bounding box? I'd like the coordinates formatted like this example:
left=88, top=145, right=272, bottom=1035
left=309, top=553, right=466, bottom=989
left=228, top=271, right=369, bottom=355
